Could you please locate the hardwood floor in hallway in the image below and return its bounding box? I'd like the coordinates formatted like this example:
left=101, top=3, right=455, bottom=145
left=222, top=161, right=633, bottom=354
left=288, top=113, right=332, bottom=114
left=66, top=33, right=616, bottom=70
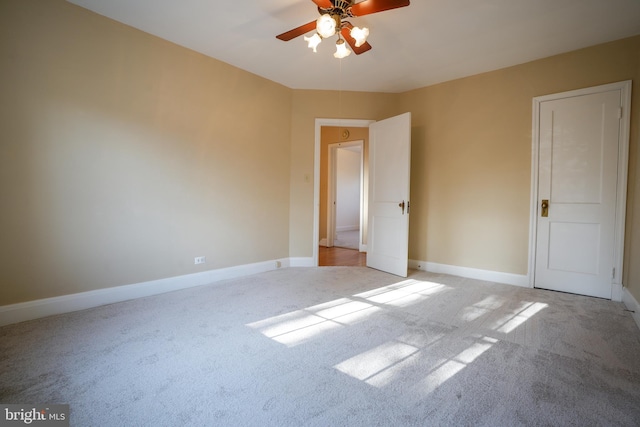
left=318, top=246, right=366, bottom=267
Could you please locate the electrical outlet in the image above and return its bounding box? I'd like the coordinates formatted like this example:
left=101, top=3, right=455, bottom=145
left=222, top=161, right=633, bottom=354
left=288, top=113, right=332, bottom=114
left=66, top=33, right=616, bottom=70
left=194, top=256, right=206, bottom=265
left=275, top=261, right=282, bottom=268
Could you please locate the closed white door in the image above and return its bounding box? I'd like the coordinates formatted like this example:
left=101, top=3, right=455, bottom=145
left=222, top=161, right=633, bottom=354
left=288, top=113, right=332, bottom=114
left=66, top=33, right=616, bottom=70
left=367, top=112, right=411, bottom=277
left=534, top=83, right=629, bottom=299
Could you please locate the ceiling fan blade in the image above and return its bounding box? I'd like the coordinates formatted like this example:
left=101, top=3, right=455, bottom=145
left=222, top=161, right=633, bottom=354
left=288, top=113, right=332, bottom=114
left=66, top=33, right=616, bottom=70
left=340, top=24, right=372, bottom=55
left=350, top=0, right=410, bottom=16
left=276, top=21, right=317, bottom=41
left=310, top=0, right=333, bottom=8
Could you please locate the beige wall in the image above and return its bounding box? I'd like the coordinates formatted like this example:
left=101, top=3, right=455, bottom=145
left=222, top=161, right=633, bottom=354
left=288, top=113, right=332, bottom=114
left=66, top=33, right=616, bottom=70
left=288, top=36, right=640, bottom=302
left=319, top=126, right=370, bottom=244
left=400, top=36, right=640, bottom=300
left=0, top=0, right=292, bottom=305
left=2, top=0, right=639, bottom=308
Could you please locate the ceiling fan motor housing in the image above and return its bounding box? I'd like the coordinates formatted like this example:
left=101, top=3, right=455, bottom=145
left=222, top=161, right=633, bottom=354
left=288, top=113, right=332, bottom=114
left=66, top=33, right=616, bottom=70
left=319, top=0, right=355, bottom=19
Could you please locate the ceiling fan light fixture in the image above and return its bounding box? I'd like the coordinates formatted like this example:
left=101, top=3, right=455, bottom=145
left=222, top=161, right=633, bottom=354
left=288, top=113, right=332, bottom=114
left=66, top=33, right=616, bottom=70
left=276, top=0, right=412, bottom=58
left=316, top=14, right=337, bottom=38
left=350, top=26, right=369, bottom=47
left=334, top=38, right=351, bottom=59
left=304, top=33, right=322, bottom=52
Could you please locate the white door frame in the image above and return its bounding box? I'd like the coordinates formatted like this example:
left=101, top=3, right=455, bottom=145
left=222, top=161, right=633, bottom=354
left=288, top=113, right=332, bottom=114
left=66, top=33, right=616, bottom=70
left=313, top=118, right=375, bottom=266
left=527, top=80, right=632, bottom=301
left=327, top=140, right=365, bottom=249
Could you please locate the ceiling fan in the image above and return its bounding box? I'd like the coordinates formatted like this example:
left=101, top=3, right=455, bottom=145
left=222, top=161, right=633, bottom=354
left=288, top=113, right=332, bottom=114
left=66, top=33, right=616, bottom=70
left=276, top=0, right=410, bottom=58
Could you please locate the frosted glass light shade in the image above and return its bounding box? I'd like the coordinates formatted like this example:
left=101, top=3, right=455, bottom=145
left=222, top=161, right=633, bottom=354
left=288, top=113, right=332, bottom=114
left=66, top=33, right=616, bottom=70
left=350, top=26, right=369, bottom=47
left=334, top=39, right=351, bottom=58
left=316, top=14, right=337, bottom=38
left=304, top=33, right=322, bottom=52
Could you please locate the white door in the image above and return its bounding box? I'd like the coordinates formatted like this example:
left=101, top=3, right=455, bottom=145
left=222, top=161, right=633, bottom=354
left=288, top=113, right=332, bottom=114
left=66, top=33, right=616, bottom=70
left=367, top=112, right=411, bottom=277
left=533, top=83, right=630, bottom=299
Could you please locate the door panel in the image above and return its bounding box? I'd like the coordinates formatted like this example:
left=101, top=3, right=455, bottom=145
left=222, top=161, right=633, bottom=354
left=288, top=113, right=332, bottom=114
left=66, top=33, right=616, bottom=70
left=535, top=89, right=621, bottom=298
left=547, top=222, right=600, bottom=274
left=367, top=113, right=411, bottom=277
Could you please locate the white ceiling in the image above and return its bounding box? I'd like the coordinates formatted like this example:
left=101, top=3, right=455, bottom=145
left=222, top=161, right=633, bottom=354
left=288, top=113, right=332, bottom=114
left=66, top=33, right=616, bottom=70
left=66, top=0, right=640, bottom=93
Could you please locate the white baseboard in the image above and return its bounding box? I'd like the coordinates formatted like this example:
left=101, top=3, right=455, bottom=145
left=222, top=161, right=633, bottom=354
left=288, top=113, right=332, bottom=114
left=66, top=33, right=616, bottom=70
left=622, top=287, right=640, bottom=331
left=409, top=260, right=529, bottom=288
left=289, top=257, right=315, bottom=267
left=0, top=258, right=291, bottom=327
left=336, top=225, right=359, bottom=232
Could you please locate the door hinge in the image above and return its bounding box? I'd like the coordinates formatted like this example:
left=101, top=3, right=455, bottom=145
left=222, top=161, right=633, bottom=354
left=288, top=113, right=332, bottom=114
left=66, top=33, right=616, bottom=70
left=618, top=107, right=623, bottom=120
left=612, top=268, right=615, bottom=279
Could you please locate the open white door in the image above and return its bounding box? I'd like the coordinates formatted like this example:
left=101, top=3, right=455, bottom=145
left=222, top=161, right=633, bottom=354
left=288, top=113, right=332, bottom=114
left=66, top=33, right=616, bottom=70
left=367, top=112, right=411, bottom=277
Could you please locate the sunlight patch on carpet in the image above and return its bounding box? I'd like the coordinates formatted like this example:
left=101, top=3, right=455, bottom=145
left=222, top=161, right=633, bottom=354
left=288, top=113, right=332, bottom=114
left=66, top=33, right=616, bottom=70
left=333, top=341, right=421, bottom=388
left=334, top=334, right=499, bottom=390
left=459, top=295, right=507, bottom=322
left=491, top=302, right=548, bottom=334
left=418, top=335, right=498, bottom=395
left=246, top=297, right=381, bottom=347
left=247, top=279, right=450, bottom=347
left=354, top=280, right=449, bottom=307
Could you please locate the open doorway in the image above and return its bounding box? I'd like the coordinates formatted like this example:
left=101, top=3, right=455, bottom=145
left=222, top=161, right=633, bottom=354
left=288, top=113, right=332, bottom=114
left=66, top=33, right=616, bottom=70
left=327, top=141, right=364, bottom=251
left=320, top=141, right=365, bottom=267
left=313, top=114, right=412, bottom=273
left=314, top=121, right=372, bottom=266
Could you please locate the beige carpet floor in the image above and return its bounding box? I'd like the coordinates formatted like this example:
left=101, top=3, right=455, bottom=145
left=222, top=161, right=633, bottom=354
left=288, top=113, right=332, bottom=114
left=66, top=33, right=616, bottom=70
left=2, top=267, right=640, bottom=426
